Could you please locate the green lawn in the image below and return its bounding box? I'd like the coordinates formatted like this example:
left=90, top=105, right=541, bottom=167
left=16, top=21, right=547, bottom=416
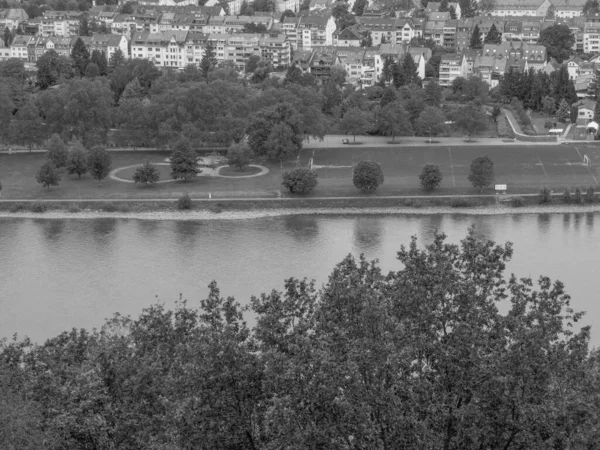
left=1, top=145, right=600, bottom=200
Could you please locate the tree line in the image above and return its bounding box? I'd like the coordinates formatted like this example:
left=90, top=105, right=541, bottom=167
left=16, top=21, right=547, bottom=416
left=1, top=231, right=598, bottom=449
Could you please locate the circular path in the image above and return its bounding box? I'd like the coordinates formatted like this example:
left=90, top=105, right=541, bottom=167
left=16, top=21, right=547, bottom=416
left=110, top=163, right=269, bottom=183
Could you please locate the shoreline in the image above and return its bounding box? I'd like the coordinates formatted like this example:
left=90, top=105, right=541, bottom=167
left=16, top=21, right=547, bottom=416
left=1, top=204, right=600, bottom=221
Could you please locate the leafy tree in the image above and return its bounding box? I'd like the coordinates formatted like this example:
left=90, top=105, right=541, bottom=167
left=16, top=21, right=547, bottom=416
left=84, top=62, right=100, bottom=78
left=66, top=143, right=88, bottom=179
left=556, top=98, right=570, bottom=122
left=2, top=26, right=10, bottom=47
left=584, top=0, right=600, bottom=14
left=479, top=0, right=496, bottom=13
left=0, top=90, right=14, bottom=143
left=424, top=80, right=443, bottom=106
left=170, top=137, right=199, bottom=180
left=36, top=161, right=61, bottom=190
left=352, top=0, right=367, bottom=15
left=200, top=41, right=218, bottom=79
left=419, top=163, right=443, bottom=190
left=87, top=146, right=112, bottom=183
left=484, top=23, right=502, bottom=44
left=339, top=107, right=370, bottom=142
left=353, top=160, right=384, bottom=193
left=322, top=80, right=343, bottom=115
left=245, top=55, right=260, bottom=73
left=46, top=134, right=69, bottom=168
left=415, top=106, right=447, bottom=138
left=120, top=1, right=134, bottom=13
left=543, top=94, right=556, bottom=115
left=448, top=4, right=457, bottom=18
left=78, top=16, right=90, bottom=36
left=71, top=37, right=90, bottom=76
left=439, top=0, right=449, bottom=10
left=280, top=9, right=295, bottom=21
left=539, top=24, right=575, bottom=63
left=468, top=155, right=494, bottom=192
left=36, top=50, right=74, bottom=89
left=378, top=101, right=413, bottom=141
left=8, top=101, right=45, bottom=151
left=459, top=0, right=478, bottom=16
left=470, top=24, right=482, bottom=49
left=379, top=85, right=397, bottom=107
left=133, top=161, right=160, bottom=185
left=120, top=77, right=144, bottom=101
left=361, top=31, right=373, bottom=47
left=594, top=98, right=600, bottom=121
left=400, top=52, right=420, bottom=85
left=284, top=63, right=316, bottom=87
left=455, top=104, right=488, bottom=138
left=226, top=141, right=253, bottom=170
left=282, top=167, right=318, bottom=194
left=0, top=58, right=27, bottom=83
left=242, top=22, right=268, bottom=33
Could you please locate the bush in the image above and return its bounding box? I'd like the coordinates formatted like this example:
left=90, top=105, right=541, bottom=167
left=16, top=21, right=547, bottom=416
left=353, top=161, right=384, bottom=193
left=68, top=204, right=81, bottom=213
left=177, top=193, right=193, bottom=210
left=419, top=164, right=443, bottom=191
left=510, top=196, right=525, bottom=207
left=544, top=120, right=554, bottom=129
left=9, top=202, right=26, bottom=213
left=30, top=202, right=47, bottom=213
left=573, top=187, right=582, bottom=204
left=282, top=167, right=318, bottom=194
left=562, top=188, right=572, bottom=204
left=451, top=198, right=470, bottom=208
left=538, top=187, right=552, bottom=204
left=117, top=203, right=131, bottom=213
left=100, top=202, right=118, bottom=212
left=585, top=186, right=596, bottom=203
left=403, top=198, right=422, bottom=207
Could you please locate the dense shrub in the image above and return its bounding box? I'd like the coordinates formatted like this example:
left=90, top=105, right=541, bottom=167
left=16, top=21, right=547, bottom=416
left=30, top=202, right=47, bottom=213
left=510, top=196, right=525, bottom=207
left=539, top=187, right=552, bottom=204
left=101, top=202, right=118, bottom=212
left=177, top=193, right=193, bottom=210
left=9, top=202, right=26, bottom=213
left=282, top=167, right=318, bottom=194
left=68, top=204, right=82, bottom=213
left=574, top=187, right=583, bottom=204
left=451, top=198, right=470, bottom=208
left=585, top=186, right=596, bottom=203
left=353, top=161, right=384, bottom=193
left=419, top=164, right=443, bottom=191
left=562, top=188, right=572, bottom=204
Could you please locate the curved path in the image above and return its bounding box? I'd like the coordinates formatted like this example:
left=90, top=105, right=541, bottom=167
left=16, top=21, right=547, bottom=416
left=109, top=163, right=269, bottom=183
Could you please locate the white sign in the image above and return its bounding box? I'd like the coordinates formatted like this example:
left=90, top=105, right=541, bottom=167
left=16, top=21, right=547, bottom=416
left=495, top=184, right=507, bottom=191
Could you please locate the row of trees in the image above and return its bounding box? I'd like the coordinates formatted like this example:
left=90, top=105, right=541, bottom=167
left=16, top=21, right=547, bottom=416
left=1, top=229, right=597, bottom=449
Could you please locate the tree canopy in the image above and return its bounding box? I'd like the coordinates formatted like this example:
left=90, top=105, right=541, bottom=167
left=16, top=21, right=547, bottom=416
left=539, top=24, right=575, bottom=63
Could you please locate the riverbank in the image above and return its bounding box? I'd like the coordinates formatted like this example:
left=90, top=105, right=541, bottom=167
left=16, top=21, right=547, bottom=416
left=2, top=203, right=600, bottom=221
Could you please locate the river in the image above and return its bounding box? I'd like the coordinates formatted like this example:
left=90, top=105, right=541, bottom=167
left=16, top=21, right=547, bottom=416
left=1, top=213, right=598, bottom=346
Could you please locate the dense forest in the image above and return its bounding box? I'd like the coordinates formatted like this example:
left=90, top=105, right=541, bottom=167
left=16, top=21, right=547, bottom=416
left=1, top=230, right=599, bottom=449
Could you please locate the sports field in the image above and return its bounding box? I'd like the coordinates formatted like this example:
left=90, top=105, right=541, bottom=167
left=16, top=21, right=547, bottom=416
left=0, top=144, right=599, bottom=199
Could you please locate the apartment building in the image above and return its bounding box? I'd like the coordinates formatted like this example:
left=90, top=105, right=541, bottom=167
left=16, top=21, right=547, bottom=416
left=131, top=30, right=189, bottom=68
left=9, top=35, right=32, bottom=61
left=89, top=33, right=129, bottom=60
left=355, top=17, right=396, bottom=45
left=0, top=8, right=28, bottom=29
left=282, top=14, right=335, bottom=50
left=553, top=0, right=586, bottom=18
left=584, top=21, right=600, bottom=52
left=439, top=53, right=467, bottom=86
left=491, top=0, right=552, bottom=17
left=482, top=41, right=546, bottom=69
left=0, top=39, right=10, bottom=61
left=259, top=34, right=291, bottom=68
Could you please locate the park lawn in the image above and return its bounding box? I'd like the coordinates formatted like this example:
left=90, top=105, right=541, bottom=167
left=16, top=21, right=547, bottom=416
left=1, top=145, right=600, bottom=200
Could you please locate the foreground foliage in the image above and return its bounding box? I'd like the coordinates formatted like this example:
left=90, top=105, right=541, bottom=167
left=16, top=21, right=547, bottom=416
left=282, top=167, right=318, bottom=194
left=1, top=230, right=598, bottom=450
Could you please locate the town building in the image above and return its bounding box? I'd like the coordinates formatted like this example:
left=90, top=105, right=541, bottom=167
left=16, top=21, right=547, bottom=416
left=439, top=53, right=467, bottom=86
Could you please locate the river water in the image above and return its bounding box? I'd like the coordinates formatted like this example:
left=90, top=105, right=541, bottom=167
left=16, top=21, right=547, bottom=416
left=1, top=213, right=598, bottom=346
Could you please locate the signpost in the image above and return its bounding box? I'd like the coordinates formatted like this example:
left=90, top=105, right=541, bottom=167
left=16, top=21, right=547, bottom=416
left=495, top=184, right=507, bottom=192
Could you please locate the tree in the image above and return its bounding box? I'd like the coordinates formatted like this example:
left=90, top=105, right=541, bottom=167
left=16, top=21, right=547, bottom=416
left=378, top=101, right=413, bottom=141
left=439, top=0, right=449, bottom=11
left=556, top=98, right=570, bottom=122
left=90, top=50, right=108, bottom=76
left=200, top=41, right=218, bottom=79
left=108, top=48, right=125, bottom=72
left=484, top=23, right=502, bottom=44
left=120, top=77, right=144, bottom=101
left=170, top=137, right=199, bottom=180
left=448, top=5, right=457, bottom=18
left=339, top=107, right=370, bottom=142
left=66, top=143, right=88, bottom=179
left=0, top=91, right=13, bottom=143
left=2, top=26, right=10, bottom=47
left=8, top=101, right=45, bottom=151
left=400, top=52, right=420, bottom=85
left=0, top=58, right=26, bottom=83
left=539, top=24, right=575, bottom=63
left=322, top=80, right=343, bottom=115
left=87, top=146, right=112, bottom=183
left=468, top=155, right=494, bottom=192
left=353, top=160, right=384, bottom=193
left=424, top=81, right=443, bottom=106
left=84, top=62, right=100, bottom=78
left=479, top=0, right=496, bottom=14
left=280, top=9, right=295, bottom=21
left=78, top=16, right=90, bottom=36
left=380, top=85, right=397, bottom=107
left=226, top=141, right=253, bottom=170
left=36, top=161, right=61, bottom=190
left=543, top=94, right=556, bottom=115
left=352, top=0, right=367, bottom=15
left=71, top=37, right=90, bottom=76
left=470, top=24, right=482, bottom=49
left=419, top=163, right=443, bottom=190
left=492, top=105, right=501, bottom=122
left=282, top=167, right=318, bottom=194
left=46, top=134, right=69, bottom=169
left=36, top=50, right=74, bottom=89
left=455, top=104, right=488, bottom=138
left=459, top=0, right=478, bottom=16
left=584, top=0, right=600, bottom=14
left=120, top=1, right=134, bottom=13
left=245, top=55, right=260, bottom=73
left=415, top=106, right=447, bottom=139
left=242, top=22, right=268, bottom=33
left=133, top=161, right=160, bottom=185
left=594, top=99, right=600, bottom=121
